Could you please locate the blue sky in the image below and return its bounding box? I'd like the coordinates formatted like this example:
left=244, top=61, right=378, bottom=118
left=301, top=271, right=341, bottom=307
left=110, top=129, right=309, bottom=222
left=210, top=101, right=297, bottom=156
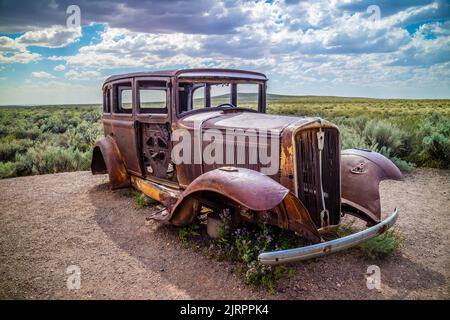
left=0, top=0, right=449, bottom=104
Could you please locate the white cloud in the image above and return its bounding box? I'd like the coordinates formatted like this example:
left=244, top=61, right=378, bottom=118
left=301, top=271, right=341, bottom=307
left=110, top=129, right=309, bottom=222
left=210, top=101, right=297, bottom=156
left=0, top=1, right=449, bottom=100
left=389, top=21, right=450, bottom=66
left=17, top=25, right=81, bottom=48
left=31, top=71, right=56, bottom=79
left=0, top=36, right=25, bottom=52
left=0, top=51, right=40, bottom=64
left=53, top=27, right=205, bottom=69
left=0, top=25, right=81, bottom=64
left=47, top=56, right=65, bottom=61
left=54, top=64, right=66, bottom=71
left=65, top=69, right=102, bottom=80
left=0, top=36, right=41, bottom=64
left=53, top=0, right=447, bottom=72
left=41, top=9, right=448, bottom=99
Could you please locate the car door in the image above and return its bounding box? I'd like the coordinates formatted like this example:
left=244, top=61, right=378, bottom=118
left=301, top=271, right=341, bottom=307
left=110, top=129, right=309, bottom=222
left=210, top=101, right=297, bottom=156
left=108, top=79, right=142, bottom=176
left=135, top=78, right=176, bottom=183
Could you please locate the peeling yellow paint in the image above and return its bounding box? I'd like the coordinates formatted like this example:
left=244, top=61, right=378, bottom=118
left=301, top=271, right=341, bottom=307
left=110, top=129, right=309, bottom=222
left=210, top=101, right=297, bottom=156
left=131, top=176, right=162, bottom=202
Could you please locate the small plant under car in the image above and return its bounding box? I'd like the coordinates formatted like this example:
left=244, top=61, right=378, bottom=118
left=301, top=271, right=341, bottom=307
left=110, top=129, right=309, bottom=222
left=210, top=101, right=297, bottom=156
left=174, top=212, right=401, bottom=292
left=134, top=191, right=154, bottom=209
left=360, top=229, right=402, bottom=259
left=177, top=214, right=300, bottom=293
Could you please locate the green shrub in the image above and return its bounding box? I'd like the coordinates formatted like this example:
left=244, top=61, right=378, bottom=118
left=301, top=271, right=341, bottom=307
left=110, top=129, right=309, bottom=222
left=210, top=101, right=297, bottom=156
left=337, top=116, right=370, bottom=134
left=178, top=223, right=200, bottom=246
left=362, top=119, right=412, bottom=158
left=0, top=141, right=24, bottom=162
left=0, top=162, right=16, bottom=178
left=416, top=112, right=450, bottom=169
left=370, top=145, right=414, bottom=171
left=0, top=99, right=449, bottom=180
left=134, top=191, right=152, bottom=209
left=339, top=124, right=415, bottom=171
left=30, top=111, right=50, bottom=124
left=323, top=223, right=401, bottom=259
left=67, top=121, right=103, bottom=152
left=14, top=152, right=34, bottom=176
left=0, top=105, right=102, bottom=179
left=360, top=229, right=402, bottom=259
left=81, top=110, right=102, bottom=123
left=387, top=155, right=416, bottom=172
left=0, top=139, right=33, bottom=162
left=340, top=126, right=371, bottom=150
left=41, top=115, right=70, bottom=133
left=11, top=126, right=41, bottom=140
left=13, top=145, right=91, bottom=176
left=0, top=125, right=8, bottom=138
left=220, top=221, right=298, bottom=292
left=35, top=146, right=89, bottom=173
left=176, top=214, right=298, bottom=292
left=340, top=119, right=415, bottom=171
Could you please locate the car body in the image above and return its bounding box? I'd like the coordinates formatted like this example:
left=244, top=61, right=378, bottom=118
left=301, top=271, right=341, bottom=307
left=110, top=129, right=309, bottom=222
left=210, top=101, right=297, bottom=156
left=91, top=68, right=402, bottom=265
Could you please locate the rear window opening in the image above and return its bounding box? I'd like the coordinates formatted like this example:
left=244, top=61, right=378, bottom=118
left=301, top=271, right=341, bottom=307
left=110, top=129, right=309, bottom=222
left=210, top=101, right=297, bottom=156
left=137, top=80, right=168, bottom=114
left=112, top=82, right=132, bottom=114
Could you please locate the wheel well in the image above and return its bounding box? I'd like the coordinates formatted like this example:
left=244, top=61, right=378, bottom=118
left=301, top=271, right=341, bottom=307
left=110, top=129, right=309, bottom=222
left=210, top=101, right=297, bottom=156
left=91, top=146, right=107, bottom=174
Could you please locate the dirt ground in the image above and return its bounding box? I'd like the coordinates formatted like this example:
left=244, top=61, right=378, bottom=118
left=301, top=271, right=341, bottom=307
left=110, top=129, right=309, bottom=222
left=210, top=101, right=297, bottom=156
left=0, top=168, right=449, bottom=299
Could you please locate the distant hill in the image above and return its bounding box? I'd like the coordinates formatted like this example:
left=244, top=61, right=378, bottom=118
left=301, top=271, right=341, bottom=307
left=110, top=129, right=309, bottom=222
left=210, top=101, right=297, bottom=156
left=211, top=93, right=383, bottom=103
left=215, top=93, right=298, bottom=101
left=211, top=92, right=293, bottom=101
left=2, top=94, right=448, bottom=108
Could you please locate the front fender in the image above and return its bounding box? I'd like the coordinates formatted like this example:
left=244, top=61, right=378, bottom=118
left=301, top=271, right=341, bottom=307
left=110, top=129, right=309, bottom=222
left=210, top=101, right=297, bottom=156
left=341, top=148, right=402, bottom=225
left=169, top=167, right=322, bottom=243
left=91, top=135, right=130, bottom=189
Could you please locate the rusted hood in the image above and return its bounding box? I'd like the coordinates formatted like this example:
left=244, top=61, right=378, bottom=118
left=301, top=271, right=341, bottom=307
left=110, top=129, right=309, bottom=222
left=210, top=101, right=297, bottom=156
left=178, top=110, right=318, bottom=133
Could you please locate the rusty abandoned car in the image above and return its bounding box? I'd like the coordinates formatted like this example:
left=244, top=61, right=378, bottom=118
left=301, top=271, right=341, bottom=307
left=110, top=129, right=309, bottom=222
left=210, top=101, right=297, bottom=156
left=91, top=69, right=402, bottom=265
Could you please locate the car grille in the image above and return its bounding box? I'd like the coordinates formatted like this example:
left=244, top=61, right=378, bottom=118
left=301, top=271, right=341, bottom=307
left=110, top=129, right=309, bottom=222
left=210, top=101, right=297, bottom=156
left=295, top=127, right=341, bottom=228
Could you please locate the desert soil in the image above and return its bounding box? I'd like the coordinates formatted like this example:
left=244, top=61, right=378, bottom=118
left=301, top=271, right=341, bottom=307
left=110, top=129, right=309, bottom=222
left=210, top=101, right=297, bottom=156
left=0, top=169, right=449, bottom=299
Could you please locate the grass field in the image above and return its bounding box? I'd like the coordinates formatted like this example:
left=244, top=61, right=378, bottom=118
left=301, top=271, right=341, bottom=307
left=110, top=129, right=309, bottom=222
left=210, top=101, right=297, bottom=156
left=0, top=95, right=449, bottom=179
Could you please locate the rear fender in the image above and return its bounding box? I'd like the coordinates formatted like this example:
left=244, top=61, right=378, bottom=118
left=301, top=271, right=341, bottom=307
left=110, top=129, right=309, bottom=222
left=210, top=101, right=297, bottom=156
left=168, top=167, right=322, bottom=243
left=91, top=135, right=130, bottom=189
left=341, top=148, right=402, bottom=225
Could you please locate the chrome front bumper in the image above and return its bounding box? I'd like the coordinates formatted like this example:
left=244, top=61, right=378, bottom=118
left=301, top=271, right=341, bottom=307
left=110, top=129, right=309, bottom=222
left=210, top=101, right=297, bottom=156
left=258, top=208, right=399, bottom=265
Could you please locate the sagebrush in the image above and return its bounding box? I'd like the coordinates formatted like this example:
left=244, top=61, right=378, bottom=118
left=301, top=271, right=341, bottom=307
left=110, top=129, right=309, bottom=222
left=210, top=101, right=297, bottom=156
left=0, top=97, right=449, bottom=180
left=0, top=106, right=102, bottom=178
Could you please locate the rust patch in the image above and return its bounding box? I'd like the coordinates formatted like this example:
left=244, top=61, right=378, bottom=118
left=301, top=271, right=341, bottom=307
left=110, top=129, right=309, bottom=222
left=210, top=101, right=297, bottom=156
left=323, top=245, right=332, bottom=254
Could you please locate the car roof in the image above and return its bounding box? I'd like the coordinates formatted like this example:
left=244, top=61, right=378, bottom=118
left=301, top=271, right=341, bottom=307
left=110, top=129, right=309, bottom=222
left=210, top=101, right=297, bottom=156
left=104, top=68, right=268, bottom=84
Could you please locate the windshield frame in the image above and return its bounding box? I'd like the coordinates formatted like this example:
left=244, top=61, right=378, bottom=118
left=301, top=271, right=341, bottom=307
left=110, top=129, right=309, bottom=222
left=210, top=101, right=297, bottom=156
left=175, top=78, right=266, bottom=117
